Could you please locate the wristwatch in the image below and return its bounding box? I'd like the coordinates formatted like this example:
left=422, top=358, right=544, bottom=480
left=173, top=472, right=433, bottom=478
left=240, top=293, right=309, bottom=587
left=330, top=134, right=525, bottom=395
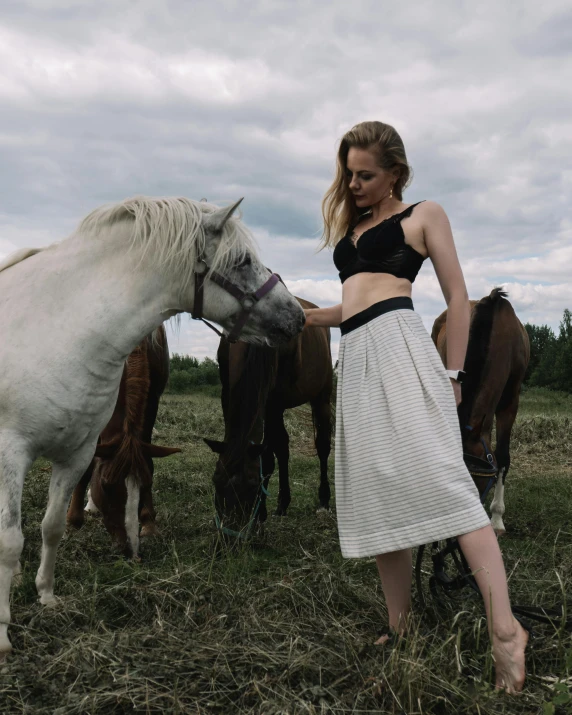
left=446, top=369, right=466, bottom=383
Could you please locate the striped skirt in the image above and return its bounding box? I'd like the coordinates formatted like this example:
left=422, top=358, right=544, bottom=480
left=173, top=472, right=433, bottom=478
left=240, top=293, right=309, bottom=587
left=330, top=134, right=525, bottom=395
left=335, top=297, right=490, bottom=558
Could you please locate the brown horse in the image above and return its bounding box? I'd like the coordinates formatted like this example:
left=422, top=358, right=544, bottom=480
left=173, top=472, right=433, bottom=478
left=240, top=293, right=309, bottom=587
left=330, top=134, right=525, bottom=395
left=205, top=297, right=333, bottom=534
left=432, top=287, right=530, bottom=534
left=66, top=325, right=180, bottom=557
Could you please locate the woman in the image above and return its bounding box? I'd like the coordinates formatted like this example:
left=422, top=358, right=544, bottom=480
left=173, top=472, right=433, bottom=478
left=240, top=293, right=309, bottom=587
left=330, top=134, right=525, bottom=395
left=305, top=121, right=527, bottom=693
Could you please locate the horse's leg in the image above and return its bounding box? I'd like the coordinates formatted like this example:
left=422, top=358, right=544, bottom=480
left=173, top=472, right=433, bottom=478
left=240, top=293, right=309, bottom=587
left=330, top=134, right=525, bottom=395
left=491, top=391, right=520, bottom=536
left=0, top=436, right=32, bottom=657
left=311, top=391, right=332, bottom=512
left=140, top=460, right=158, bottom=538
left=35, top=447, right=95, bottom=605
left=66, top=458, right=95, bottom=530
left=267, top=407, right=291, bottom=516
left=84, top=488, right=99, bottom=514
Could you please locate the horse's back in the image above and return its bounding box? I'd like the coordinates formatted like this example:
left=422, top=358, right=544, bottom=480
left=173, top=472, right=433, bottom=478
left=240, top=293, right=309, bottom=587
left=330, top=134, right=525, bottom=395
left=274, top=297, right=332, bottom=408
left=432, top=300, right=479, bottom=362
left=432, top=288, right=529, bottom=399
left=489, top=295, right=530, bottom=378
left=219, top=295, right=332, bottom=410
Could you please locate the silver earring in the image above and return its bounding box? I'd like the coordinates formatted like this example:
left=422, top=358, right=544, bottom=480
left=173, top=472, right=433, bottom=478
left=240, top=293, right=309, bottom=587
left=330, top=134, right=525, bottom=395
left=389, top=186, right=393, bottom=199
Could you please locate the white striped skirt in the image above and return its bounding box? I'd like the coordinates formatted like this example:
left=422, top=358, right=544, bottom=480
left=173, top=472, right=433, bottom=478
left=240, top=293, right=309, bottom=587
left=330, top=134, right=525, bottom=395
left=335, top=297, right=490, bottom=558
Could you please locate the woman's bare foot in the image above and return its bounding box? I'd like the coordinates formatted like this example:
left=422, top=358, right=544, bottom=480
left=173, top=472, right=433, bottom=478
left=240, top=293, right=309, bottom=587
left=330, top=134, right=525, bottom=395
left=374, top=627, right=405, bottom=646
left=374, top=633, right=392, bottom=646
left=492, top=618, right=528, bottom=694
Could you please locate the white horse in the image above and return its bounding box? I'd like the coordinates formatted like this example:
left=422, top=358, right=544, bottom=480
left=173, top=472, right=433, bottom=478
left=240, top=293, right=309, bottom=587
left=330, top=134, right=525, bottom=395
left=0, top=196, right=304, bottom=656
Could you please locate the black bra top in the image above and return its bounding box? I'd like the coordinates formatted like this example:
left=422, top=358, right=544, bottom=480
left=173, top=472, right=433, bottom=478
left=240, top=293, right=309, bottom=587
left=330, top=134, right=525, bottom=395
left=332, top=201, right=427, bottom=284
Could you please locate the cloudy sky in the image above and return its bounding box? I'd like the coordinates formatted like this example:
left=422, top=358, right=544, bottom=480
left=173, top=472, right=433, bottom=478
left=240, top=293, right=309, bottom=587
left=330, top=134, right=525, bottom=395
left=2, top=0, right=571, bottom=361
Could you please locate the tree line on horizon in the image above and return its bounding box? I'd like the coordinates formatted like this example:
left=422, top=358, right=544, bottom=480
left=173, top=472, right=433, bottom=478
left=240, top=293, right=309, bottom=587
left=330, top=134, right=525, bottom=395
left=166, top=308, right=572, bottom=395
left=524, top=308, right=571, bottom=393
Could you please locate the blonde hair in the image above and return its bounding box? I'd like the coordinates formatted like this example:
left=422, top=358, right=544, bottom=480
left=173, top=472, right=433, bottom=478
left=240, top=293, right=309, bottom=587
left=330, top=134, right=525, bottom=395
left=321, top=121, right=412, bottom=248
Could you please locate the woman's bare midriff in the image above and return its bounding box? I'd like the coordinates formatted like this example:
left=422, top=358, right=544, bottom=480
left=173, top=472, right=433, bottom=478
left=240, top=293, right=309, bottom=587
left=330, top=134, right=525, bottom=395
left=341, top=273, right=413, bottom=322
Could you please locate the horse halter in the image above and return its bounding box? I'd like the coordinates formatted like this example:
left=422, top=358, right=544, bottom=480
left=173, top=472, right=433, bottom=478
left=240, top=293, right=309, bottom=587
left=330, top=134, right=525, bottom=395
left=213, top=445, right=269, bottom=541
left=191, top=255, right=281, bottom=343
left=463, top=424, right=498, bottom=501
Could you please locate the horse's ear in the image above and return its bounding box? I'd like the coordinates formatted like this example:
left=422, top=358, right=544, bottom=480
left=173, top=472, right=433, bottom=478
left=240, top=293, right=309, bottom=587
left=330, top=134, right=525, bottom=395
left=246, top=444, right=266, bottom=460
left=204, top=438, right=226, bottom=454
left=203, top=198, right=244, bottom=233
left=141, top=442, right=182, bottom=459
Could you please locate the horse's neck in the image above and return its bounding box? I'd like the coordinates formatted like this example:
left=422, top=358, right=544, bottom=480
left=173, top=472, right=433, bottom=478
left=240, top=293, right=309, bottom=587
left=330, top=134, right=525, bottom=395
left=468, top=362, right=505, bottom=439
left=3, top=234, right=179, bottom=372
left=223, top=344, right=276, bottom=446
left=225, top=410, right=264, bottom=445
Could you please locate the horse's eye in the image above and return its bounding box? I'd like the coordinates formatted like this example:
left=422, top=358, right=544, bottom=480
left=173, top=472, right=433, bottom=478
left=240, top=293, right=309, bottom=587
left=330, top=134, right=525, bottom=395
left=237, top=255, right=251, bottom=268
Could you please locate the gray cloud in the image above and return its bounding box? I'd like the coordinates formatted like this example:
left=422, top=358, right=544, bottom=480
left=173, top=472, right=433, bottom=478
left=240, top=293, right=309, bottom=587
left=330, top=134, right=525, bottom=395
left=1, top=0, right=571, bottom=358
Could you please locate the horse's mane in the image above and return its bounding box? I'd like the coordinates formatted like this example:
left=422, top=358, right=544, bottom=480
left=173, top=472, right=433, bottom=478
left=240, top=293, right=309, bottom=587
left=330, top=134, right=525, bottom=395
left=73, top=196, right=257, bottom=288
left=459, top=287, right=508, bottom=427
left=124, top=339, right=151, bottom=437
left=101, top=337, right=152, bottom=487
left=227, top=344, right=277, bottom=460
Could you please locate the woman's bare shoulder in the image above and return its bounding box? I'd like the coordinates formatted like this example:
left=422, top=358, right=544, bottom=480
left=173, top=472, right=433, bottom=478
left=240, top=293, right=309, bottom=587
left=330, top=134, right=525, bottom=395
left=417, top=200, right=449, bottom=218
left=416, top=201, right=452, bottom=234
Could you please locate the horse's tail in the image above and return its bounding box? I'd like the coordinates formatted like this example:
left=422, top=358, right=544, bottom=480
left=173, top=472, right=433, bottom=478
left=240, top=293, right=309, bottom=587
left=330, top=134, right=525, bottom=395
left=0, top=247, right=45, bottom=274
left=459, top=286, right=509, bottom=426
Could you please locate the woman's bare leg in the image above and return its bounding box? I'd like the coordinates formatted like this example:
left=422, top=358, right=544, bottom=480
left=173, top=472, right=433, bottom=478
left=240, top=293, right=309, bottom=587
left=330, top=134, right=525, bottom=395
left=457, top=524, right=527, bottom=693
left=374, top=548, right=412, bottom=645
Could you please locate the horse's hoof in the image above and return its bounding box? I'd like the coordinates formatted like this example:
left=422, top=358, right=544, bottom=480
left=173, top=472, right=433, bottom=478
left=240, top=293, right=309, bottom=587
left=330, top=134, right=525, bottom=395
left=39, top=593, right=58, bottom=607
left=140, top=524, right=160, bottom=538
left=316, top=506, right=330, bottom=515
left=273, top=510, right=287, bottom=517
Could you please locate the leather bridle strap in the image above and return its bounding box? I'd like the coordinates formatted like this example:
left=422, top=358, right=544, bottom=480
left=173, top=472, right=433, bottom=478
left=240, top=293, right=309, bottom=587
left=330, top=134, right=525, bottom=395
left=191, top=258, right=281, bottom=343
left=210, top=271, right=280, bottom=343
left=191, top=259, right=208, bottom=321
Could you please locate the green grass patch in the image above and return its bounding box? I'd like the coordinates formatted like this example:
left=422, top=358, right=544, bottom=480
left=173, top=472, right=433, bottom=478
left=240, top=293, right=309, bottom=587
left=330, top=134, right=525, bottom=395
left=0, top=390, right=570, bottom=713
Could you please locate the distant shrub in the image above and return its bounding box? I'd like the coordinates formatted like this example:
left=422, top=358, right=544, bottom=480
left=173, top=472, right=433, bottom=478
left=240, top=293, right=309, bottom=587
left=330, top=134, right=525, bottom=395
left=167, top=354, right=221, bottom=393
left=170, top=354, right=200, bottom=372
left=526, top=309, right=572, bottom=394
left=168, top=370, right=195, bottom=393
left=198, top=357, right=219, bottom=385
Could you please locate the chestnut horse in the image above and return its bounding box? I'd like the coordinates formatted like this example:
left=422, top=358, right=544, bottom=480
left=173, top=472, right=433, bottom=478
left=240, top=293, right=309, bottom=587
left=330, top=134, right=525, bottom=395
left=432, top=288, right=530, bottom=534
left=205, top=297, right=333, bottom=535
left=67, top=325, right=180, bottom=557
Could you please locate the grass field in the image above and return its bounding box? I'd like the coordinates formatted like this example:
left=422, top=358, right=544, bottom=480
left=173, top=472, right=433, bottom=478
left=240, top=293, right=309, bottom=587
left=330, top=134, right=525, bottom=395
left=0, top=387, right=570, bottom=714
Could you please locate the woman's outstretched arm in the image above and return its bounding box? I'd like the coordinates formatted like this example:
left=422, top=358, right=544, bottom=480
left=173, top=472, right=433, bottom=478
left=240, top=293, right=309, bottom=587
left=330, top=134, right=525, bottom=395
left=304, top=304, right=343, bottom=328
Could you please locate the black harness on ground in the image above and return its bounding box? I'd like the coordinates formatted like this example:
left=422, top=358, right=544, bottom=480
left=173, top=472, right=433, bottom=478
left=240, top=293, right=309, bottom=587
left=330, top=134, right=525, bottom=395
left=415, top=429, right=572, bottom=633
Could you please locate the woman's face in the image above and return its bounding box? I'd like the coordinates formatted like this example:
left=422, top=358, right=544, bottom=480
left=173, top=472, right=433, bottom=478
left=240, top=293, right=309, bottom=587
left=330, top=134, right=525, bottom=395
left=345, top=147, right=397, bottom=208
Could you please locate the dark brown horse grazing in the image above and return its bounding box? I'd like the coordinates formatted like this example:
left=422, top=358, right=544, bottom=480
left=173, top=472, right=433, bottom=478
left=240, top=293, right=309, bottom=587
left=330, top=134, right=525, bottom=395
left=66, top=325, right=180, bottom=557
left=205, top=297, right=333, bottom=534
left=432, top=287, right=530, bottom=534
